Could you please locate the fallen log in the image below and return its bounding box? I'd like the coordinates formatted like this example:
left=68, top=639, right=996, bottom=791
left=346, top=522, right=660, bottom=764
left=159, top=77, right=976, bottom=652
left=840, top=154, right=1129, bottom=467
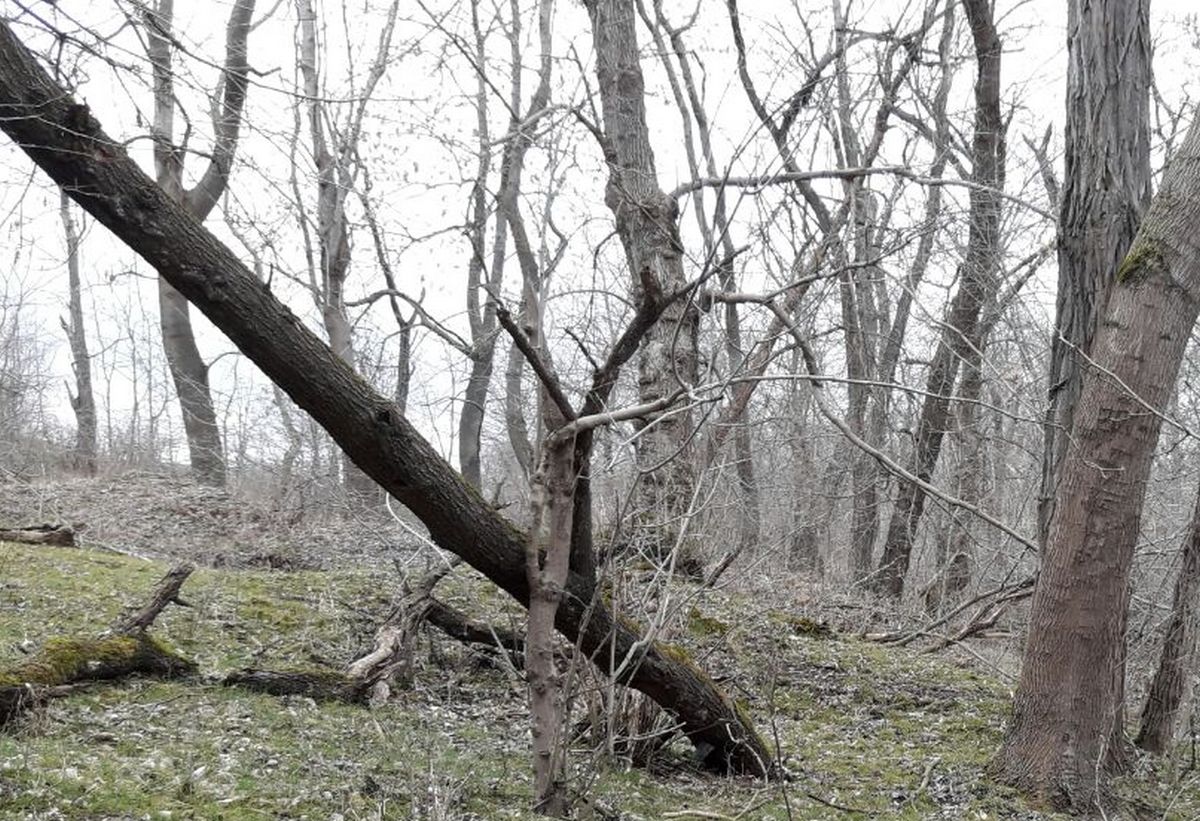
left=222, top=668, right=371, bottom=703
left=0, top=565, right=196, bottom=725
left=0, top=524, right=75, bottom=547
left=427, top=597, right=525, bottom=661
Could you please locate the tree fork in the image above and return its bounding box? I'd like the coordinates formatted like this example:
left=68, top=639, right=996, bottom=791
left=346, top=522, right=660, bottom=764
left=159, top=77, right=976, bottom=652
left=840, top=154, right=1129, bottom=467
left=0, top=22, right=772, bottom=777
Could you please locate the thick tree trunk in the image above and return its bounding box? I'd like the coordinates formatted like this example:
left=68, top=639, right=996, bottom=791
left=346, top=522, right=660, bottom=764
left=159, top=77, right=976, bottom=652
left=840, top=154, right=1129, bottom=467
left=1039, top=0, right=1152, bottom=546
left=59, top=191, right=97, bottom=475
left=1136, top=483, right=1200, bottom=754
left=874, top=0, right=1003, bottom=599
left=584, top=0, right=701, bottom=572
left=991, top=117, right=1200, bottom=812
left=0, top=26, right=771, bottom=776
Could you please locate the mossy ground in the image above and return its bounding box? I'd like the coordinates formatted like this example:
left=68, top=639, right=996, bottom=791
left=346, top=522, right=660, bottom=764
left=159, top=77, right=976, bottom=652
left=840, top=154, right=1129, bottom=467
left=2, top=542, right=1197, bottom=819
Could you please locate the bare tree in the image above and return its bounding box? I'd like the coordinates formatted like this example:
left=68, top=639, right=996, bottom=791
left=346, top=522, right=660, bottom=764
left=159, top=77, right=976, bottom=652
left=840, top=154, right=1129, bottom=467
left=59, top=190, right=96, bottom=475
left=874, top=0, right=1004, bottom=598
left=292, top=0, right=401, bottom=498
left=583, top=0, right=702, bottom=573
left=142, top=0, right=255, bottom=486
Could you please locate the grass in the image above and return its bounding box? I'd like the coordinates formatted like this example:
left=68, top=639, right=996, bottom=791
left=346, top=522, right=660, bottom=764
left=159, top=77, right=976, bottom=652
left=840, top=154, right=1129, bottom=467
left=1, top=542, right=1198, bottom=819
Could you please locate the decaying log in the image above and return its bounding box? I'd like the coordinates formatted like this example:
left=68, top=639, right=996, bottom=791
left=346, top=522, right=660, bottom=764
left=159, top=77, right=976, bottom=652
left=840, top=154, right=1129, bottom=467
left=1, top=564, right=196, bottom=725
left=0, top=524, right=75, bottom=546
left=427, top=597, right=525, bottom=661
left=222, top=668, right=372, bottom=703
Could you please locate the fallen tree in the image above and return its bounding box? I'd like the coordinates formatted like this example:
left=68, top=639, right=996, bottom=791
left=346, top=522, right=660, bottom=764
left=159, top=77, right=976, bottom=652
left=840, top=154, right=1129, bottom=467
left=0, top=524, right=75, bottom=546
left=0, top=564, right=195, bottom=725
left=0, top=22, right=771, bottom=776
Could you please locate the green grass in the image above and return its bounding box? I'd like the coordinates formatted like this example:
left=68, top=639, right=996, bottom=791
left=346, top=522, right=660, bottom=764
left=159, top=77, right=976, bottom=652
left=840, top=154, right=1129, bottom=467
left=2, top=542, right=1197, bottom=819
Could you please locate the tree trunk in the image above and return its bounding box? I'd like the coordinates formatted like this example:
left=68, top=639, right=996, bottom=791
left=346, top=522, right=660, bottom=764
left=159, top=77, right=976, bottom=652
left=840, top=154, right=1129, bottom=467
left=857, top=0, right=957, bottom=581
left=991, top=118, right=1200, bottom=813
left=0, top=26, right=772, bottom=776
left=1039, top=0, right=1152, bottom=547
left=295, top=0, right=385, bottom=500
left=144, top=0, right=254, bottom=488
left=1136, top=482, right=1200, bottom=754
left=874, top=0, right=1003, bottom=598
left=59, top=190, right=96, bottom=475
left=584, top=0, right=701, bottom=572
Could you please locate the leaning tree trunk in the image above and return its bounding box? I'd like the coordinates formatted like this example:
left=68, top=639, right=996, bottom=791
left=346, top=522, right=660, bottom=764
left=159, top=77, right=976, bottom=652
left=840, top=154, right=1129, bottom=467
left=1038, top=0, right=1152, bottom=546
left=874, top=0, right=1003, bottom=599
left=0, top=23, right=771, bottom=777
left=1136, top=481, right=1200, bottom=754
left=59, top=190, right=96, bottom=475
left=991, top=118, right=1200, bottom=813
left=584, top=0, right=701, bottom=573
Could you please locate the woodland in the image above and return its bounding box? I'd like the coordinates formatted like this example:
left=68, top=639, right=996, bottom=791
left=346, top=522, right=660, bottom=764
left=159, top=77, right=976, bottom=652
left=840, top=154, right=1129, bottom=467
left=2, top=0, right=1200, bottom=818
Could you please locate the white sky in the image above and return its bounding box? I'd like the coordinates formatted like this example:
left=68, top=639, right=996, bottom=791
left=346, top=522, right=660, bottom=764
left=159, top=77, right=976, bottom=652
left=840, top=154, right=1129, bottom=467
left=1, top=0, right=1198, bottom=476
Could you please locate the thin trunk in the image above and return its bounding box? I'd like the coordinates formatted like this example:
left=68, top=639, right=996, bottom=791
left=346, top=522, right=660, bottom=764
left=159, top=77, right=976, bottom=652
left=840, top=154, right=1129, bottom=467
left=1039, top=0, right=1152, bottom=547
left=1136, top=482, right=1200, bottom=753
left=59, top=191, right=96, bottom=475
left=874, top=0, right=1003, bottom=598
left=858, top=0, right=957, bottom=578
left=295, top=0, right=386, bottom=499
left=992, top=115, right=1200, bottom=813
left=505, top=339, right=535, bottom=479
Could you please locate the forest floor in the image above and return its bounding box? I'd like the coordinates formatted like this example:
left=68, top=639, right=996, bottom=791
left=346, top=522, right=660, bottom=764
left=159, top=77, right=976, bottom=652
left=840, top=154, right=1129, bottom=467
left=1, top=475, right=1198, bottom=820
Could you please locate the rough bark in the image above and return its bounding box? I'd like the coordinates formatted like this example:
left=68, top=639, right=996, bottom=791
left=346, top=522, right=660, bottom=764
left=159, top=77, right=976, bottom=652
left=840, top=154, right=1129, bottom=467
left=59, top=191, right=96, bottom=475
left=991, top=118, right=1200, bottom=813
left=1136, top=482, right=1200, bottom=754
left=584, top=0, right=701, bottom=572
left=875, top=0, right=1003, bottom=598
left=0, top=24, right=771, bottom=776
left=1039, top=0, right=1152, bottom=547
left=145, top=0, right=255, bottom=487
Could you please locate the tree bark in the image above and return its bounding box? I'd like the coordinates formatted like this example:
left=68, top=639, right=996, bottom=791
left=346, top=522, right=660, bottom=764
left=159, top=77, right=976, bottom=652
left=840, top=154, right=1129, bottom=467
left=991, top=117, right=1200, bottom=814
left=874, top=0, right=1003, bottom=598
left=59, top=191, right=96, bottom=475
left=1136, top=482, right=1200, bottom=754
left=1039, top=0, right=1152, bottom=547
left=145, top=0, right=255, bottom=487
left=0, top=24, right=771, bottom=777
left=584, top=0, right=701, bottom=572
